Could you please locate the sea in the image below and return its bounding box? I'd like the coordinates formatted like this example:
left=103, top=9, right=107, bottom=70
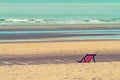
left=0, top=3, right=120, bottom=25
left=0, top=3, right=120, bottom=42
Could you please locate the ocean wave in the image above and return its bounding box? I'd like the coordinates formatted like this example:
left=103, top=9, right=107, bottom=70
left=0, top=19, right=5, bottom=21
left=0, top=18, right=120, bottom=25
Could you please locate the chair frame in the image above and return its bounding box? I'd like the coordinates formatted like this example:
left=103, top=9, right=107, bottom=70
left=77, top=54, right=97, bottom=63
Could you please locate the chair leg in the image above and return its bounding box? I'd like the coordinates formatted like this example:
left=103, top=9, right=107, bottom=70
left=93, top=57, right=96, bottom=62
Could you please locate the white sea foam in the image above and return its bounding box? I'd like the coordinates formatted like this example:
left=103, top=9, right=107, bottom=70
left=0, top=18, right=120, bottom=25
left=6, top=19, right=29, bottom=22
left=89, top=20, right=103, bottom=23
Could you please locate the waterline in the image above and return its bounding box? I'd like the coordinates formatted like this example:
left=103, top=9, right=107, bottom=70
left=0, top=29, right=120, bottom=42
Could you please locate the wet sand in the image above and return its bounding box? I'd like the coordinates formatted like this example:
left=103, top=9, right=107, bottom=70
left=0, top=24, right=120, bottom=31
left=0, top=33, right=116, bottom=40
left=0, top=54, right=120, bottom=65
left=0, top=24, right=120, bottom=42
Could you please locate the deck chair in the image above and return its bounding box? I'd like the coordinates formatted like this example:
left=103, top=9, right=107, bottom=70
left=77, top=54, right=96, bottom=63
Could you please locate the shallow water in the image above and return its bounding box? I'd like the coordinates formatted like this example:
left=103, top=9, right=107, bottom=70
left=0, top=29, right=120, bottom=42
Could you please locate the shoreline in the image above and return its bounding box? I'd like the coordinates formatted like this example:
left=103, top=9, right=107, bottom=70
left=0, top=24, right=120, bottom=30
left=0, top=29, right=120, bottom=42
left=0, top=39, right=120, bottom=43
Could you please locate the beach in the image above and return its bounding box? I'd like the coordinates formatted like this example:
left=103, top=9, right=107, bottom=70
left=0, top=24, right=120, bottom=80
left=0, top=62, right=120, bottom=80
left=0, top=40, right=120, bottom=79
left=0, top=2, right=120, bottom=80
left=0, top=40, right=120, bottom=55
left=0, top=24, right=120, bottom=43
left=0, top=40, right=120, bottom=65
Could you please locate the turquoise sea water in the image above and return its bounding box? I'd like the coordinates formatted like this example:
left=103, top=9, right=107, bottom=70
left=0, top=3, right=120, bottom=25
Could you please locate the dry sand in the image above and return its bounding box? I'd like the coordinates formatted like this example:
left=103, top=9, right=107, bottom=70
left=0, top=40, right=120, bottom=80
left=0, top=62, right=120, bottom=80
left=0, top=40, right=120, bottom=56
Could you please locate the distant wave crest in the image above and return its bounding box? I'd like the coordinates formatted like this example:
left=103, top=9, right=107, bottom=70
left=0, top=18, right=120, bottom=25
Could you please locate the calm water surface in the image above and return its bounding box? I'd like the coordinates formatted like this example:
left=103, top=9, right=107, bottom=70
left=0, top=29, right=120, bottom=42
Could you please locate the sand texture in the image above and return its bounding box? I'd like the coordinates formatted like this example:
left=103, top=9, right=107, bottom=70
left=0, top=40, right=120, bottom=80
left=0, top=62, right=120, bottom=80
left=0, top=41, right=120, bottom=56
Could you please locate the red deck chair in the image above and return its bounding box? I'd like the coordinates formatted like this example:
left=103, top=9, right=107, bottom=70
left=77, top=54, right=96, bottom=63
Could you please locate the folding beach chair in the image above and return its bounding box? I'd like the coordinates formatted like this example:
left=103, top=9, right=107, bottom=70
left=77, top=54, right=96, bottom=63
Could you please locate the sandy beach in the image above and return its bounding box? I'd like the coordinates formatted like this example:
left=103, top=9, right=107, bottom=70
left=0, top=24, right=120, bottom=80
left=0, top=40, right=120, bottom=64
left=1, top=1, right=120, bottom=80
left=0, top=41, right=120, bottom=80
left=0, top=40, right=120, bottom=56
left=0, top=37, right=120, bottom=80
left=0, top=62, right=120, bottom=80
